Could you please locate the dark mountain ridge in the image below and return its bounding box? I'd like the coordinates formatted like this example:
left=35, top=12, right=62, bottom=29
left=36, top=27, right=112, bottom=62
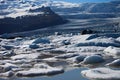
left=0, top=7, right=67, bottom=35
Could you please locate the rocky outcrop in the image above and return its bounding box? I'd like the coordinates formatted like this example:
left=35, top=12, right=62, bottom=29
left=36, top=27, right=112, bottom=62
left=0, top=7, right=67, bottom=34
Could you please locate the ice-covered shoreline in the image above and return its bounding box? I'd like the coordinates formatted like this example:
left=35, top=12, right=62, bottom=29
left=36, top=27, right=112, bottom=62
left=0, top=32, right=120, bottom=79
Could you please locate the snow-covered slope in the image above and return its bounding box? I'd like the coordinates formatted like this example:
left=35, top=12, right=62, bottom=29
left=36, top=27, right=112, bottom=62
left=0, top=0, right=120, bottom=19
left=51, top=1, right=80, bottom=8
left=1, top=0, right=120, bottom=17
left=48, top=0, right=120, bottom=19
left=52, top=0, right=120, bottom=13
left=0, top=0, right=50, bottom=18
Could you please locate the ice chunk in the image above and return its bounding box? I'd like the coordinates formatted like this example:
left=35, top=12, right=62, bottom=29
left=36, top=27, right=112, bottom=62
left=81, top=55, right=104, bottom=64
left=16, top=63, right=64, bottom=77
left=20, top=63, right=32, bottom=68
left=104, top=46, right=120, bottom=58
left=72, top=55, right=85, bottom=63
left=116, top=37, right=120, bottom=42
left=29, top=43, right=39, bottom=49
left=55, top=53, right=79, bottom=59
left=32, top=38, right=50, bottom=44
left=0, top=63, right=18, bottom=72
left=0, top=71, right=14, bottom=77
left=61, top=40, right=71, bottom=45
left=11, top=53, right=40, bottom=60
left=81, top=67, right=120, bottom=80
left=0, top=51, right=15, bottom=57
left=75, top=37, right=120, bottom=47
left=2, top=45, right=14, bottom=50
left=83, top=34, right=98, bottom=40
left=106, top=59, right=120, bottom=67
left=71, top=34, right=98, bottom=43
left=68, top=55, right=86, bottom=63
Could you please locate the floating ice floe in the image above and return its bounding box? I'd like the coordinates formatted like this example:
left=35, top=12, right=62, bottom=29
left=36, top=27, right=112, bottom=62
left=52, top=34, right=117, bottom=52
left=16, top=63, right=64, bottom=77
left=81, top=67, right=120, bottom=80
left=67, top=55, right=86, bottom=63
left=81, top=55, right=104, bottom=64
left=0, top=63, right=18, bottom=72
left=81, top=34, right=98, bottom=40
left=11, top=53, right=40, bottom=60
left=61, top=40, right=71, bottom=45
left=20, top=63, right=32, bottom=68
left=0, top=51, right=15, bottom=57
left=0, top=71, right=14, bottom=77
left=48, top=50, right=66, bottom=54
left=55, top=53, right=79, bottom=59
left=32, top=38, right=50, bottom=44
left=75, top=37, right=120, bottom=47
left=104, top=46, right=120, bottom=58
left=2, top=45, right=14, bottom=50
left=51, top=36, right=71, bottom=46
left=66, top=55, right=86, bottom=67
left=29, top=43, right=39, bottom=49
left=106, top=59, right=120, bottom=67
left=116, top=37, right=120, bottom=42
left=9, top=59, right=32, bottom=64
left=58, top=46, right=105, bottom=54
left=71, top=34, right=98, bottom=43
left=14, top=37, right=23, bottom=41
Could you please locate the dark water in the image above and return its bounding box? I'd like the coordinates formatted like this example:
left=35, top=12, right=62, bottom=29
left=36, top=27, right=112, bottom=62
left=0, top=68, right=89, bottom=80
